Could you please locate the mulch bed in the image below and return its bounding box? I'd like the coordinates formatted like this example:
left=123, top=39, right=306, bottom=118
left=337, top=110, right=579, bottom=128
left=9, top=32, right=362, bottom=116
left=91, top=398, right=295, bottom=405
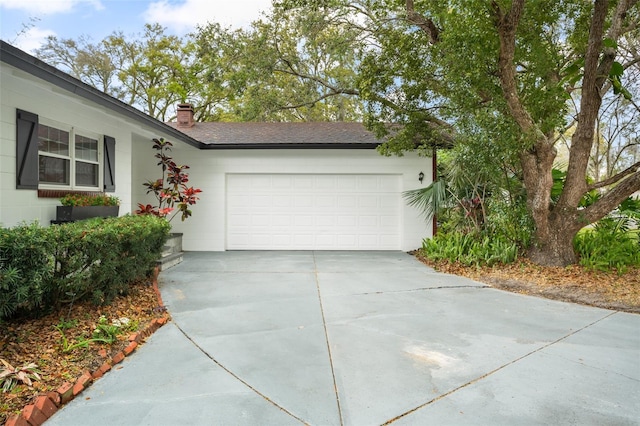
left=414, top=253, right=640, bottom=314
left=0, top=278, right=169, bottom=424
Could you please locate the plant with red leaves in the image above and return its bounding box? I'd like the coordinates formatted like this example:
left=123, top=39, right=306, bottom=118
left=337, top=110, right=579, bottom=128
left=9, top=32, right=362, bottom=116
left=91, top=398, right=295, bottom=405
left=135, top=138, right=202, bottom=222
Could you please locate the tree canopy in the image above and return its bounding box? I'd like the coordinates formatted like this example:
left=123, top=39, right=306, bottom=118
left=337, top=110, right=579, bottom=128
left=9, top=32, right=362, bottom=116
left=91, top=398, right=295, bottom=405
left=273, top=0, right=639, bottom=266
left=33, top=0, right=640, bottom=266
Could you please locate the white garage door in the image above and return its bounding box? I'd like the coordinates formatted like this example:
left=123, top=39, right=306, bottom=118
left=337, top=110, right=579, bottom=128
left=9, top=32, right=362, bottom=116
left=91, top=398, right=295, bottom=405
left=226, top=174, right=402, bottom=250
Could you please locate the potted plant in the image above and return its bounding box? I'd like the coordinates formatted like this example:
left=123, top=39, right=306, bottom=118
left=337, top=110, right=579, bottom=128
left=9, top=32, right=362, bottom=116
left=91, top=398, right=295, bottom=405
left=56, top=193, right=120, bottom=222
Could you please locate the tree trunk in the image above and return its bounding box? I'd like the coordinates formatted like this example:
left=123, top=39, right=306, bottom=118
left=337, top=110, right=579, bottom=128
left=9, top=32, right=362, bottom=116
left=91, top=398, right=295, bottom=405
left=528, top=217, right=580, bottom=266
left=493, top=0, right=640, bottom=266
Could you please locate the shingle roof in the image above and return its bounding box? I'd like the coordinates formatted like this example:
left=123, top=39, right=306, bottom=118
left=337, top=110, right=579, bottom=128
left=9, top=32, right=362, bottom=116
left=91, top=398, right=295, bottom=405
left=165, top=122, right=383, bottom=149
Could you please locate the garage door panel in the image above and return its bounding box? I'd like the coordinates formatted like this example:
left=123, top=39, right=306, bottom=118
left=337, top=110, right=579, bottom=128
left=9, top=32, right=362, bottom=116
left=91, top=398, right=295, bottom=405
left=338, top=176, right=358, bottom=190
left=228, top=194, right=251, bottom=208
left=295, top=196, right=313, bottom=208
left=294, top=176, right=314, bottom=189
left=380, top=215, right=399, bottom=227
left=337, top=196, right=356, bottom=209
left=316, top=195, right=336, bottom=208
left=272, top=195, right=292, bottom=207
left=252, top=216, right=270, bottom=226
left=356, top=176, right=379, bottom=191
left=272, top=215, right=292, bottom=226
left=227, top=174, right=401, bottom=250
left=272, top=175, right=293, bottom=188
left=317, top=216, right=336, bottom=226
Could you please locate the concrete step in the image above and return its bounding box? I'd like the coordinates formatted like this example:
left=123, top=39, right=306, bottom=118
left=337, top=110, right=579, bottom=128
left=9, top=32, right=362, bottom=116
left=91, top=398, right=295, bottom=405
left=157, top=251, right=183, bottom=271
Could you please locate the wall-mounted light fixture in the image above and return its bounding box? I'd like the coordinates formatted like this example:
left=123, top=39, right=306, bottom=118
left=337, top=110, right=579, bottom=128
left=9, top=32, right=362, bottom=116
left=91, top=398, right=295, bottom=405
left=418, top=171, right=424, bottom=183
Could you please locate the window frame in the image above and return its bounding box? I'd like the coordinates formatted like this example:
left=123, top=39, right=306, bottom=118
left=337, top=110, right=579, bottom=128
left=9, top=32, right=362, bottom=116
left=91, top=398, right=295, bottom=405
left=37, top=118, right=104, bottom=191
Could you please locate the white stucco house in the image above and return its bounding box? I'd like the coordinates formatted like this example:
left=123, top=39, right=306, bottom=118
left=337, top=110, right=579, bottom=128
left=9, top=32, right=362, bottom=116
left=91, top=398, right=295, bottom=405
left=1, top=40, right=432, bottom=251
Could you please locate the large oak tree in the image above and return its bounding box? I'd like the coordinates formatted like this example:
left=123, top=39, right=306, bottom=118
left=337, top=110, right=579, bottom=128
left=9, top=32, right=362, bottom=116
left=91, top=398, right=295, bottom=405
left=279, top=0, right=639, bottom=266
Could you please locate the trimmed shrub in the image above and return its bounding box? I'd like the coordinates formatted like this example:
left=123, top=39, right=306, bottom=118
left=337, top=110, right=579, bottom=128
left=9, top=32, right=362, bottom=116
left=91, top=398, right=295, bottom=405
left=0, top=215, right=170, bottom=319
left=0, top=222, right=54, bottom=318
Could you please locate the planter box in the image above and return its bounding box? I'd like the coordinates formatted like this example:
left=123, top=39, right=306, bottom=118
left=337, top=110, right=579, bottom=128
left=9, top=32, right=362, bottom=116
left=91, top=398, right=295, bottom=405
left=56, top=206, right=120, bottom=222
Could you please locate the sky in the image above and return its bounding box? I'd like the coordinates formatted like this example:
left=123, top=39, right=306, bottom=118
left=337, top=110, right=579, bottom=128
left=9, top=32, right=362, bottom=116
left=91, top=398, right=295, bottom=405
left=0, top=0, right=273, bottom=53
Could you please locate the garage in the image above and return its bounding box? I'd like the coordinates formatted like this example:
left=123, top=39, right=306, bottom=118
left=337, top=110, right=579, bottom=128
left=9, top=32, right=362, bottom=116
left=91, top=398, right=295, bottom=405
left=226, top=173, right=402, bottom=250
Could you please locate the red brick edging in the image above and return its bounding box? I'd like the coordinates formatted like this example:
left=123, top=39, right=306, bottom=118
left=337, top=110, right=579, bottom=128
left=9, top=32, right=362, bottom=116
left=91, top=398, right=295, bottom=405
left=4, top=267, right=168, bottom=426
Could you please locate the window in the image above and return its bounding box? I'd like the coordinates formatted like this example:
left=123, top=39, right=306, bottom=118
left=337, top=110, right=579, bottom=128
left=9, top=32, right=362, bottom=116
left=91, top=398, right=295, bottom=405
left=74, top=134, right=99, bottom=187
left=16, top=109, right=116, bottom=192
left=37, top=122, right=101, bottom=189
left=38, top=124, right=70, bottom=185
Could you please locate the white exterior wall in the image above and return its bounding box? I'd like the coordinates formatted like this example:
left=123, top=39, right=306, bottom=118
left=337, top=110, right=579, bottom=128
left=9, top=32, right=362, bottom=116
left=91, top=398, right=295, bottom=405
left=0, top=62, right=174, bottom=227
left=132, top=141, right=433, bottom=252
left=1, top=60, right=433, bottom=251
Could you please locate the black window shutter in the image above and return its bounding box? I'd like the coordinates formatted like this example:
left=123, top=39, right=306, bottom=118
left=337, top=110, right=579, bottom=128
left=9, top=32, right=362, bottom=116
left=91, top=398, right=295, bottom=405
left=16, top=109, right=39, bottom=189
left=103, top=136, right=116, bottom=192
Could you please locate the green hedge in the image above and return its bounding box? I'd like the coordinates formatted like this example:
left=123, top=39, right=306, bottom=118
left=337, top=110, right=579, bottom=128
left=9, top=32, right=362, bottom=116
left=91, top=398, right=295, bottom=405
left=0, top=215, right=170, bottom=319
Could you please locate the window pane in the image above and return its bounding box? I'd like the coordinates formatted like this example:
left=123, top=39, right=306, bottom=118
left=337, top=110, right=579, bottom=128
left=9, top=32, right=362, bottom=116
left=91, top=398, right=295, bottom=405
left=39, top=156, right=70, bottom=185
left=38, top=124, right=69, bottom=156
left=75, top=135, right=98, bottom=162
left=76, top=161, right=99, bottom=187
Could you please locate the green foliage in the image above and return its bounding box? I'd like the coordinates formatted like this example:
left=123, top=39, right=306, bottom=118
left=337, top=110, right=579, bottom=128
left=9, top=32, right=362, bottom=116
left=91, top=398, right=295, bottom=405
left=194, top=6, right=365, bottom=121
left=92, top=315, right=132, bottom=343
left=0, top=266, right=20, bottom=319
left=574, top=223, right=640, bottom=273
left=574, top=199, right=640, bottom=272
left=36, top=24, right=199, bottom=121
left=56, top=314, right=137, bottom=353
left=484, top=199, right=534, bottom=250
left=405, top=139, right=534, bottom=254
left=421, top=230, right=519, bottom=267
left=136, top=137, right=202, bottom=222
left=551, top=168, right=599, bottom=208
left=59, top=193, right=120, bottom=206
left=403, top=180, right=448, bottom=222
left=0, top=222, right=54, bottom=318
left=0, top=215, right=170, bottom=319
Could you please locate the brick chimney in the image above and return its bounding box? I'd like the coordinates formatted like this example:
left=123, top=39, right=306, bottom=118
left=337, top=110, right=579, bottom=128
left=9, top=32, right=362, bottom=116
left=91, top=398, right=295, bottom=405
left=176, top=103, right=195, bottom=128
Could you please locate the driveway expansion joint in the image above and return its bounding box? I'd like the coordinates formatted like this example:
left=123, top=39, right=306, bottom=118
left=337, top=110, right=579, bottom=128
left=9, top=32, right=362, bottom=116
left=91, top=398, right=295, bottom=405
left=171, top=322, right=308, bottom=424
left=352, top=285, right=491, bottom=296
left=312, top=251, right=345, bottom=426
left=382, top=310, right=620, bottom=424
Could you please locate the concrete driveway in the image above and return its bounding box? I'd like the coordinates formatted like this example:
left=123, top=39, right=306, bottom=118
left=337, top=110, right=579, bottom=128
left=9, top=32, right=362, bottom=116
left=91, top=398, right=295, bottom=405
left=47, top=251, right=640, bottom=425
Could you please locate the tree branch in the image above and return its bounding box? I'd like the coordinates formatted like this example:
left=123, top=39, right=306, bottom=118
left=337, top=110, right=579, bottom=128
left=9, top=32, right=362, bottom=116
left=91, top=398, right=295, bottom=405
left=279, top=90, right=357, bottom=110
left=406, top=0, right=440, bottom=43
left=274, top=64, right=358, bottom=96
left=595, top=0, right=636, bottom=92
left=582, top=170, right=640, bottom=224
left=491, top=0, right=538, bottom=135
left=588, top=161, right=640, bottom=191
left=561, top=0, right=635, bottom=208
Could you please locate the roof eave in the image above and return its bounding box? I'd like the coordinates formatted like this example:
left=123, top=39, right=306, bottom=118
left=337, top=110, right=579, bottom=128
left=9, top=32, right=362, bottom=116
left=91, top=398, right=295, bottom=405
left=199, top=143, right=381, bottom=150
left=0, top=40, right=203, bottom=149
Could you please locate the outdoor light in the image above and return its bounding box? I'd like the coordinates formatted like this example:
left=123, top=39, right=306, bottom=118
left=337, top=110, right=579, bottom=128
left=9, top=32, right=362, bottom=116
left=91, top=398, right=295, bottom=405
left=418, top=171, right=424, bottom=183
